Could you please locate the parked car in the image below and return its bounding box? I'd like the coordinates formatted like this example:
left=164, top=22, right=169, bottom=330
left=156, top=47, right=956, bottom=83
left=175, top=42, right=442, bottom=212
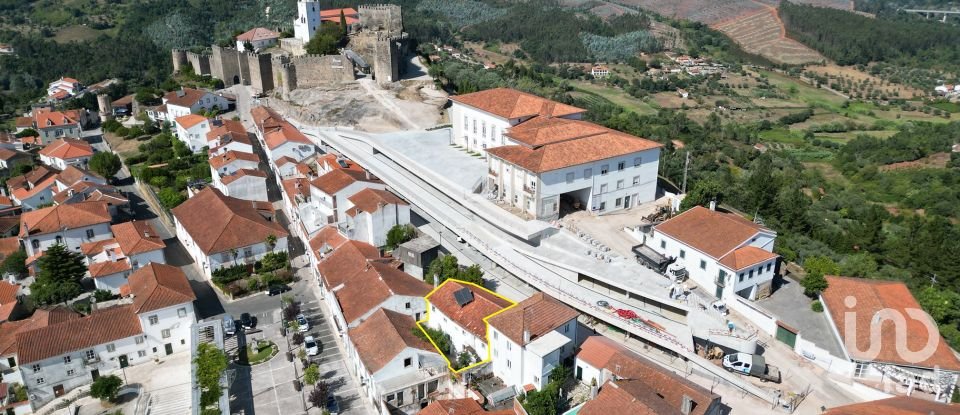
left=304, top=335, right=319, bottom=356
left=240, top=312, right=253, bottom=330
left=267, top=284, right=290, bottom=296
left=296, top=313, right=309, bottom=332
left=325, top=395, right=340, bottom=414
left=722, top=353, right=781, bottom=383
left=223, top=315, right=236, bottom=336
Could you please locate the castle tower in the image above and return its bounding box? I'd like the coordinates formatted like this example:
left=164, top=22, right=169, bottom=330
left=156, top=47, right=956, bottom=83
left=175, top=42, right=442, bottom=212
left=96, top=94, right=113, bottom=122
left=172, top=49, right=188, bottom=73
left=294, top=0, right=321, bottom=44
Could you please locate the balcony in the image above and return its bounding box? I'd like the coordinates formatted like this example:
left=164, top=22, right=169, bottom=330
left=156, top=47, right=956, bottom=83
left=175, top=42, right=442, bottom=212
left=82, top=356, right=101, bottom=366
left=523, top=185, right=535, bottom=194
left=488, top=169, right=497, bottom=177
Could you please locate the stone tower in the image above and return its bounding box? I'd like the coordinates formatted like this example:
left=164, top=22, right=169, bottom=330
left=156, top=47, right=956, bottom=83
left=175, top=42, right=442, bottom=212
left=96, top=94, right=113, bottom=122
left=294, top=0, right=322, bottom=43
left=172, top=49, right=188, bottom=73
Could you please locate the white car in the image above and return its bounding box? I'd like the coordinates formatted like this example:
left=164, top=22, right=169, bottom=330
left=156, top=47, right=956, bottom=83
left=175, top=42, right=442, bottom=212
left=296, top=314, right=309, bottom=333
left=304, top=335, right=319, bottom=356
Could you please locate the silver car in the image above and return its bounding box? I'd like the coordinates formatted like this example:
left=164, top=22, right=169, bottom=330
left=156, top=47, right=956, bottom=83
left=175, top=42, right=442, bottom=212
left=296, top=314, right=309, bottom=333
left=304, top=335, right=319, bottom=356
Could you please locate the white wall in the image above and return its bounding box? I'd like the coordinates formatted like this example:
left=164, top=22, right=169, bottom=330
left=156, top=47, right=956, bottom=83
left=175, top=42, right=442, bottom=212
left=346, top=204, right=410, bottom=247
left=93, top=272, right=130, bottom=293
left=40, top=155, right=89, bottom=171
left=236, top=38, right=277, bottom=51
left=137, top=302, right=196, bottom=356
left=346, top=294, right=427, bottom=328
left=209, top=140, right=253, bottom=156
left=450, top=103, right=514, bottom=153
left=269, top=142, right=316, bottom=163
left=574, top=359, right=603, bottom=387
left=426, top=306, right=488, bottom=361
left=14, top=187, right=54, bottom=211
left=176, top=121, right=211, bottom=153
left=128, top=250, right=166, bottom=269
left=294, top=0, right=321, bottom=43
left=221, top=176, right=269, bottom=202
left=25, top=223, right=113, bottom=257
left=210, top=158, right=259, bottom=177
left=490, top=319, right=577, bottom=391
left=38, top=125, right=81, bottom=145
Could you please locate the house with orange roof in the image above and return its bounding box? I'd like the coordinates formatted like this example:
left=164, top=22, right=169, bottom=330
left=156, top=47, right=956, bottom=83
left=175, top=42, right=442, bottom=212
left=82, top=221, right=166, bottom=293
left=486, top=293, right=579, bottom=391
left=0, top=281, right=25, bottom=322
left=249, top=106, right=316, bottom=162
left=0, top=307, right=81, bottom=404
left=822, top=396, right=959, bottom=415
left=235, top=27, right=280, bottom=50
left=160, top=87, right=233, bottom=121
left=424, top=280, right=513, bottom=368
left=6, top=165, right=60, bottom=211
left=309, top=168, right=385, bottom=224
left=15, top=108, right=81, bottom=145
left=341, top=188, right=410, bottom=247
left=418, top=398, right=525, bottom=415
left=208, top=150, right=260, bottom=176
left=590, top=65, right=610, bottom=78
left=46, top=77, right=81, bottom=98
left=206, top=119, right=252, bottom=156
left=346, top=308, right=450, bottom=414
left=332, top=261, right=431, bottom=329
left=649, top=205, right=779, bottom=301
left=213, top=168, right=269, bottom=202
left=276, top=156, right=316, bottom=179
left=174, top=114, right=212, bottom=152
left=172, top=187, right=288, bottom=278
left=819, top=276, right=960, bottom=402
left=20, top=201, right=113, bottom=258
left=15, top=263, right=195, bottom=411
left=38, top=138, right=94, bottom=170
left=574, top=335, right=722, bottom=415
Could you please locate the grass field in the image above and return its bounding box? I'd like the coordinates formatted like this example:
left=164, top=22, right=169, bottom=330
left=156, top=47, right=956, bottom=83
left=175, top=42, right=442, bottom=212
left=571, top=81, right=658, bottom=115
left=53, top=25, right=107, bottom=43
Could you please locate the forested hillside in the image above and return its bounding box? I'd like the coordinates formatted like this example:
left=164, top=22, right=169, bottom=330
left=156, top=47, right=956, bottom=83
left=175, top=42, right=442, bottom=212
left=780, top=1, right=960, bottom=67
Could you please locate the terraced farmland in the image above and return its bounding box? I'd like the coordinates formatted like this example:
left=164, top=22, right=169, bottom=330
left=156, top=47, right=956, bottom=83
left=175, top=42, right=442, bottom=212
left=715, top=8, right=824, bottom=65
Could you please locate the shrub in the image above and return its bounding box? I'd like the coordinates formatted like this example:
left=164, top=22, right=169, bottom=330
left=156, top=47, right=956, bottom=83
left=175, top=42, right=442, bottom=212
left=93, top=289, right=117, bottom=302
left=259, top=251, right=288, bottom=272
left=90, top=375, right=123, bottom=402
left=292, top=332, right=304, bottom=345
left=157, top=187, right=185, bottom=209
left=811, top=300, right=824, bottom=313
left=212, top=264, right=249, bottom=285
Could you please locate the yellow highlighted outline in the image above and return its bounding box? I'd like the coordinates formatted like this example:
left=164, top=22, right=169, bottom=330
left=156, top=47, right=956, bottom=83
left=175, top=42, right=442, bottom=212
left=416, top=279, right=518, bottom=374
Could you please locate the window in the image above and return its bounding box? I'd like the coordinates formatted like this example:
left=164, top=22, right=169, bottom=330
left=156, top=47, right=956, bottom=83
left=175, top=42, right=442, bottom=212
left=634, top=157, right=642, bottom=167
left=85, top=350, right=95, bottom=360
left=565, top=172, right=574, bottom=183
left=854, top=362, right=867, bottom=378
left=178, top=308, right=187, bottom=318
left=748, top=270, right=754, bottom=279
left=482, top=122, right=486, bottom=137
left=67, top=369, right=75, bottom=376
left=162, top=329, right=171, bottom=339
left=138, top=350, right=147, bottom=358
left=534, top=376, right=540, bottom=385
left=55, top=236, right=63, bottom=244
left=493, top=332, right=498, bottom=339
left=472, top=120, right=477, bottom=134
left=387, top=394, right=395, bottom=402
left=136, top=336, right=144, bottom=345
left=617, top=162, right=625, bottom=171
left=86, top=229, right=94, bottom=238
left=243, top=248, right=253, bottom=258
left=32, top=240, right=40, bottom=249
left=739, top=273, right=745, bottom=282
left=766, top=263, right=772, bottom=272
left=507, top=360, right=512, bottom=369
left=106, top=344, right=115, bottom=353
left=660, top=240, right=666, bottom=249
left=615, top=198, right=622, bottom=207
left=700, top=260, right=706, bottom=270
left=507, top=342, right=511, bottom=351
left=63, top=356, right=71, bottom=364
left=599, top=184, right=608, bottom=193
left=463, top=115, right=468, bottom=127
left=31, top=364, right=40, bottom=373
left=149, top=315, right=159, bottom=325
left=405, top=302, right=411, bottom=309
left=397, top=391, right=404, bottom=406
left=404, top=357, right=412, bottom=367
left=600, top=165, right=609, bottom=175
left=633, top=176, right=640, bottom=185
left=599, top=202, right=606, bottom=210
left=584, top=168, right=592, bottom=178
left=679, top=250, right=686, bottom=259
left=36, top=378, right=44, bottom=385
left=564, top=323, right=570, bottom=333
left=616, top=179, right=624, bottom=189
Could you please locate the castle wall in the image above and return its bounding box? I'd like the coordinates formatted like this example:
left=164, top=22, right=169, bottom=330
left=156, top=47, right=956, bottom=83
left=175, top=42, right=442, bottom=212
left=373, top=35, right=400, bottom=85
left=247, top=53, right=274, bottom=93
left=172, top=50, right=188, bottom=73
left=358, top=4, right=403, bottom=36
left=186, top=52, right=211, bottom=76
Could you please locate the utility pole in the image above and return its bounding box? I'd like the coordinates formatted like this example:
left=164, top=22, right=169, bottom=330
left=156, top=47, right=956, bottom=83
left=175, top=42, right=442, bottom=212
left=681, top=151, right=690, bottom=193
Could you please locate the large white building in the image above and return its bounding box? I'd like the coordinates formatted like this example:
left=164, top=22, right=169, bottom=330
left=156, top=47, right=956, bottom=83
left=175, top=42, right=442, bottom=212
left=650, top=206, right=778, bottom=300
left=294, top=0, right=323, bottom=43
left=235, top=27, right=280, bottom=51
left=213, top=169, right=269, bottom=202
left=38, top=138, right=94, bottom=170
left=451, top=88, right=662, bottom=220
left=424, top=280, right=512, bottom=367
left=174, top=115, right=212, bottom=153
left=487, top=293, right=579, bottom=391
left=15, top=109, right=82, bottom=145
left=20, top=201, right=113, bottom=258
left=172, top=187, right=288, bottom=278
left=341, top=188, right=410, bottom=247
left=159, top=88, right=233, bottom=121
left=347, top=308, right=449, bottom=414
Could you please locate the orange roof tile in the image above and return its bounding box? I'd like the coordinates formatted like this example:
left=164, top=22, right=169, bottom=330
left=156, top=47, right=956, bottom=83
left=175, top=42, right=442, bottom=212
left=111, top=221, right=165, bottom=255
left=718, top=246, right=778, bottom=270
left=171, top=187, right=288, bottom=254
left=654, top=206, right=769, bottom=259
left=428, top=280, right=512, bottom=338
left=579, top=380, right=679, bottom=415
left=57, top=165, right=104, bottom=186
left=346, top=188, right=407, bottom=217
left=33, top=109, right=78, bottom=128
left=450, top=88, right=585, bottom=120
left=0, top=281, right=19, bottom=306
left=282, top=177, right=312, bottom=205
left=88, top=260, right=132, bottom=278
left=128, top=263, right=195, bottom=313
left=317, top=241, right=381, bottom=289
left=264, top=124, right=311, bottom=150
left=0, top=308, right=79, bottom=358
left=821, top=276, right=960, bottom=371
left=823, top=396, right=960, bottom=415
left=175, top=114, right=209, bottom=129
left=236, top=27, right=280, bottom=42
left=209, top=150, right=260, bottom=170
left=487, top=292, right=578, bottom=345
left=38, top=138, right=93, bottom=160
left=206, top=119, right=247, bottom=141
left=220, top=168, right=268, bottom=184
left=309, top=226, right=347, bottom=256
left=348, top=308, right=435, bottom=373
left=576, top=335, right=627, bottom=370
left=81, top=238, right=116, bottom=256
left=11, top=175, right=57, bottom=201
left=599, top=349, right=719, bottom=415
left=487, top=131, right=660, bottom=173
left=504, top=117, right=609, bottom=147
left=417, top=399, right=486, bottom=415
left=20, top=201, right=111, bottom=237
left=163, top=88, right=211, bottom=108
left=336, top=262, right=431, bottom=324
left=16, top=305, right=143, bottom=364
left=311, top=169, right=380, bottom=195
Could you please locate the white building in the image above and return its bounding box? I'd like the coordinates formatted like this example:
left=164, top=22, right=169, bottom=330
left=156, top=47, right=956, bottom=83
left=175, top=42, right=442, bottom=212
left=54, top=165, right=107, bottom=192
left=332, top=261, right=431, bottom=329
left=341, top=188, right=410, bottom=247
left=20, top=201, right=113, bottom=258
left=174, top=115, right=212, bottom=153
left=47, top=77, right=81, bottom=98
left=8, top=167, right=60, bottom=211
left=347, top=308, right=449, bottom=414
left=209, top=150, right=260, bottom=177
left=650, top=206, right=778, bottom=300
left=591, top=65, right=610, bottom=78
left=15, top=108, right=81, bottom=145
left=82, top=221, right=167, bottom=293
left=213, top=169, right=269, bottom=202
left=424, top=280, right=512, bottom=366
left=235, top=27, right=280, bottom=50
left=38, top=138, right=94, bottom=170
left=294, top=0, right=322, bottom=43
left=310, top=169, right=386, bottom=225
left=251, top=106, right=317, bottom=163
left=315, top=240, right=381, bottom=327
left=207, top=121, right=253, bottom=156
left=160, top=88, right=233, bottom=121
left=449, top=87, right=585, bottom=154
left=487, top=293, right=579, bottom=391
left=172, top=187, right=288, bottom=278
left=125, top=263, right=197, bottom=357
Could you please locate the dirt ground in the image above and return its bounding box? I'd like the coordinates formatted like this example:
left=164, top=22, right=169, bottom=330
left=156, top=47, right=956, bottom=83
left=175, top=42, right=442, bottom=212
left=880, top=152, right=951, bottom=171
left=103, top=131, right=142, bottom=158
left=803, top=63, right=922, bottom=99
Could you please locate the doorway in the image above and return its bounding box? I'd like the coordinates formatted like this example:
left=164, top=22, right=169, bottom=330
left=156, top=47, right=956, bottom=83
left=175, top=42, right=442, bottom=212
left=53, top=385, right=64, bottom=397
left=91, top=369, right=100, bottom=380
left=119, top=355, right=129, bottom=368
left=164, top=343, right=173, bottom=355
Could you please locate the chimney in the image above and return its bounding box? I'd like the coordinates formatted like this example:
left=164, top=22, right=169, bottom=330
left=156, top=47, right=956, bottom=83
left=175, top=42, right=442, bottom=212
left=143, top=231, right=150, bottom=238
left=709, top=199, right=716, bottom=211
left=680, top=395, right=693, bottom=415
left=523, top=329, right=531, bottom=344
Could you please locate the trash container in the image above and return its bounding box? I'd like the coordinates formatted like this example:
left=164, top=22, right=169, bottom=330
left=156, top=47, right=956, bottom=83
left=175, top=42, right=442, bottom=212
left=286, top=351, right=293, bottom=362
left=293, top=379, right=301, bottom=391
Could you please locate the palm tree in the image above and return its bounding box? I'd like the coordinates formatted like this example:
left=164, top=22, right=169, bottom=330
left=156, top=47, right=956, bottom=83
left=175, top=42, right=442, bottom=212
left=265, top=234, right=277, bottom=251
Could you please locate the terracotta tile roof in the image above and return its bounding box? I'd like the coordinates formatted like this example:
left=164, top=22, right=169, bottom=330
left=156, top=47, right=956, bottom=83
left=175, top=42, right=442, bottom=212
left=15, top=117, right=32, bottom=129
left=52, top=181, right=110, bottom=204
left=0, top=237, right=20, bottom=260
left=348, top=308, right=435, bottom=373
left=81, top=238, right=116, bottom=256
left=276, top=156, right=298, bottom=166
left=16, top=305, right=143, bottom=363
left=654, top=206, right=769, bottom=259
left=346, top=188, right=407, bottom=217
left=175, top=114, right=209, bottom=129
left=60, top=77, right=79, bottom=84
left=128, top=263, right=196, bottom=313
left=417, top=399, right=486, bottom=415
left=57, top=165, right=104, bottom=186
left=88, top=189, right=129, bottom=205
left=428, top=280, right=512, bottom=339
left=579, top=380, right=680, bottom=415
left=88, top=260, right=132, bottom=278
left=209, top=150, right=260, bottom=170
left=487, top=131, right=660, bottom=173
left=821, top=276, right=960, bottom=370
left=487, top=292, right=578, bottom=346
left=236, top=27, right=280, bottom=42
left=0, top=195, right=12, bottom=207
left=171, top=187, right=288, bottom=254
left=264, top=124, right=311, bottom=150
left=317, top=240, right=381, bottom=289
left=282, top=177, right=312, bottom=205
left=206, top=119, right=247, bottom=139
left=0, top=308, right=79, bottom=357
left=577, top=335, right=626, bottom=369
left=220, top=168, right=267, bottom=184
left=112, top=94, right=134, bottom=106
left=111, top=221, right=165, bottom=255
left=319, top=7, right=358, bottom=18
left=38, top=138, right=93, bottom=160
left=11, top=175, right=57, bottom=201
left=504, top=117, right=609, bottom=147
left=601, top=351, right=718, bottom=415
left=823, top=396, right=960, bottom=415
left=163, top=88, right=210, bottom=108
left=309, top=226, right=347, bottom=256
left=0, top=281, right=19, bottom=307
left=0, top=148, right=29, bottom=162
left=20, top=201, right=111, bottom=237
left=450, top=88, right=585, bottom=120
left=717, top=246, right=778, bottom=270
left=32, top=109, right=77, bottom=128
left=119, top=284, right=132, bottom=297
left=311, top=169, right=380, bottom=195
left=250, top=107, right=285, bottom=130
left=336, top=261, right=431, bottom=324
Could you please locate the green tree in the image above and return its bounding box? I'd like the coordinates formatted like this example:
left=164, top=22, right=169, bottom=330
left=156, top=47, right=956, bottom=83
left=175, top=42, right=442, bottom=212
left=0, top=249, right=28, bottom=277
left=804, top=256, right=840, bottom=278
left=243, top=41, right=254, bottom=52
left=800, top=273, right=829, bottom=298
left=89, top=151, right=123, bottom=179
left=12, top=163, right=33, bottom=177
left=839, top=253, right=878, bottom=278
left=385, top=224, right=417, bottom=249
left=916, top=285, right=960, bottom=324
left=30, top=244, right=86, bottom=306
left=303, top=363, right=320, bottom=386
left=15, top=128, right=38, bottom=138
left=339, top=10, right=348, bottom=37
left=305, top=23, right=344, bottom=55
left=425, top=255, right=484, bottom=286
left=195, top=343, right=228, bottom=408
left=157, top=187, right=186, bottom=209
left=680, top=178, right=724, bottom=211
left=523, top=383, right=558, bottom=415
left=90, top=375, right=123, bottom=403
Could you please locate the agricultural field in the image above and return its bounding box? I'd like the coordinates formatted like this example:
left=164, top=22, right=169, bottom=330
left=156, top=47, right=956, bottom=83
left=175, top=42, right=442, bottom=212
left=714, top=8, right=823, bottom=65
left=803, top=63, right=924, bottom=99
left=569, top=82, right=659, bottom=115
left=53, top=25, right=106, bottom=43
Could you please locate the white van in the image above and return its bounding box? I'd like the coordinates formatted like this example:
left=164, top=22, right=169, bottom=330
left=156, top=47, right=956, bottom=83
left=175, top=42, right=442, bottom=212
left=223, top=315, right=236, bottom=336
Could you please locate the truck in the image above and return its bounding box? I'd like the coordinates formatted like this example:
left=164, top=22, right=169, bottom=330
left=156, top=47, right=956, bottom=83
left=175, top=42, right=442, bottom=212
left=722, top=353, right=781, bottom=383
